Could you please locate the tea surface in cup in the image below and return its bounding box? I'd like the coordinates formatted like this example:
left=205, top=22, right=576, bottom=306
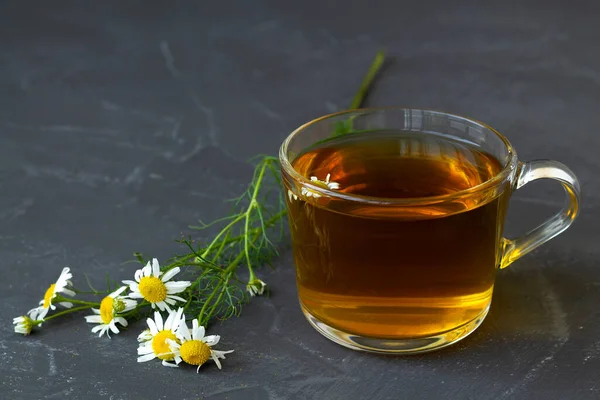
left=288, top=131, right=508, bottom=339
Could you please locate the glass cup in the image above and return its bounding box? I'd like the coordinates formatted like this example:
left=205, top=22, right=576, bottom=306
left=279, top=108, right=581, bottom=354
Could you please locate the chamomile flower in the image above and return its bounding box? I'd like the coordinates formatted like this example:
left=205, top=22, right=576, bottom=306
left=167, top=318, right=233, bottom=372
left=246, top=278, right=267, bottom=297
left=123, top=258, right=191, bottom=312
left=137, top=308, right=185, bottom=366
left=13, top=315, right=35, bottom=336
left=84, top=286, right=136, bottom=338
left=301, top=173, right=340, bottom=198
left=28, top=267, right=75, bottom=322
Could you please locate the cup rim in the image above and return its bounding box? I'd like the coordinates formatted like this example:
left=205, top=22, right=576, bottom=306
left=279, top=107, right=518, bottom=206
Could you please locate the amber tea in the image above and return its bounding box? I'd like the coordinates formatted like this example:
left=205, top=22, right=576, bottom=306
left=286, top=131, right=509, bottom=340
left=281, top=108, right=580, bottom=354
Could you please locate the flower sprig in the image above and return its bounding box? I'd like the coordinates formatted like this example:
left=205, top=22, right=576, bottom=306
left=12, top=50, right=386, bottom=372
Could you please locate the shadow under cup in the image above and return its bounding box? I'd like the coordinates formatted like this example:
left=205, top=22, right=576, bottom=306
left=279, top=108, right=580, bottom=354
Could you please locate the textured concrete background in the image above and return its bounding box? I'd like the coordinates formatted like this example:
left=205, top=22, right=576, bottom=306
left=1, top=1, right=599, bottom=399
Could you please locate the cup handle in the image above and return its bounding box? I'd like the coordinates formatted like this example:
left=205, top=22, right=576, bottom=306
left=500, top=160, right=581, bottom=269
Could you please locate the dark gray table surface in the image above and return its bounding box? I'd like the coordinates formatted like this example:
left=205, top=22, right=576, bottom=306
left=2, top=1, right=599, bottom=399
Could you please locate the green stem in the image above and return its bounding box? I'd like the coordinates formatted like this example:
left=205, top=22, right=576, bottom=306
left=57, top=297, right=100, bottom=307
left=41, top=305, right=95, bottom=322
left=72, top=289, right=110, bottom=295
left=205, top=274, right=231, bottom=323
left=197, top=280, right=225, bottom=326
left=204, top=209, right=288, bottom=259
left=200, top=214, right=246, bottom=259
left=165, top=258, right=222, bottom=275
left=244, top=161, right=271, bottom=279
left=197, top=242, right=252, bottom=325
left=349, top=50, right=386, bottom=110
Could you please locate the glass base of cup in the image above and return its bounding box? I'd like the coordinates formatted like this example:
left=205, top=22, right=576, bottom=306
left=300, top=302, right=490, bottom=354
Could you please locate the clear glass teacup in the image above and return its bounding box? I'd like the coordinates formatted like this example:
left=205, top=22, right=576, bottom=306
left=279, top=108, right=580, bottom=354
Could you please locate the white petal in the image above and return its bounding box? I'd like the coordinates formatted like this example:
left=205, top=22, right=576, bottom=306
left=211, top=353, right=223, bottom=370
left=192, top=319, right=201, bottom=335
left=142, top=263, right=152, bottom=277
left=122, top=279, right=136, bottom=287
left=134, top=268, right=143, bottom=282
left=165, top=294, right=186, bottom=303
left=155, top=311, right=165, bottom=331
left=128, top=292, right=144, bottom=299
left=213, top=349, right=234, bottom=357
left=138, top=330, right=152, bottom=343
left=147, top=317, right=159, bottom=335
left=100, top=327, right=111, bottom=338
left=121, top=299, right=137, bottom=312
left=27, top=307, right=41, bottom=320
left=110, top=286, right=128, bottom=298
left=171, top=308, right=184, bottom=331
left=138, top=346, right=154, bottom=355
left=162, top=360, right=178, bottom=368
left=137, top=353, right=156, bottom=363
left=61, top=288, right=76, bottom=297
left=85, top=315, right=103, bottom=324
left=161, top=267, right=180, bottom=282
left=163, top=312, right=174, bottom=330
left=58, top=302, right=73, bottom=308
left=164, top=281, right=191, bottom=294
left=57, top=268, right=72, bottom=284
left=165, top=339, right=179, bottom=353
left=164, top=298, right=177, bottom=305
left=151, top=258, right=160, bottom=277
left=35, top=307, right=50, bottom=321
left=91, top=324, right=106, bottom=333
left=194, top=326, right=206, bottom=341
left=114, top=317, right=128, bottom=327
left=178, top=324, right=192, bottom=341
left=203, top=335, right=220, bottom=346
left=109, top=323, right=120, bottom=334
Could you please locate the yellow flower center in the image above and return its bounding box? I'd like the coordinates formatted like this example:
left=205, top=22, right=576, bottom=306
left=99, top=296, right=114, bottom=324
left=179, top=340, right=211, bottom=366
left=138, top=276, right=167, bottom=303
left=43, top=284, right=56, bottom=308
left=152, top=330, right=178, bottom=360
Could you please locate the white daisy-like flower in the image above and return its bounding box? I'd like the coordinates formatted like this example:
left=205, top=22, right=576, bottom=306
left=13, top=315, right=35, bottom=336
left=246, top=278, right=267, bottom=297
left=137, top=308, right=185, bottom=367
left=167, top=318, right=233, bottom=372
left=301, top=173, right=340, bottom=198
left=123, top=258, right=191, bottom=312
left=28, top=267, right=75, bottom=322
left=84, top=286, right=137, bottom=338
